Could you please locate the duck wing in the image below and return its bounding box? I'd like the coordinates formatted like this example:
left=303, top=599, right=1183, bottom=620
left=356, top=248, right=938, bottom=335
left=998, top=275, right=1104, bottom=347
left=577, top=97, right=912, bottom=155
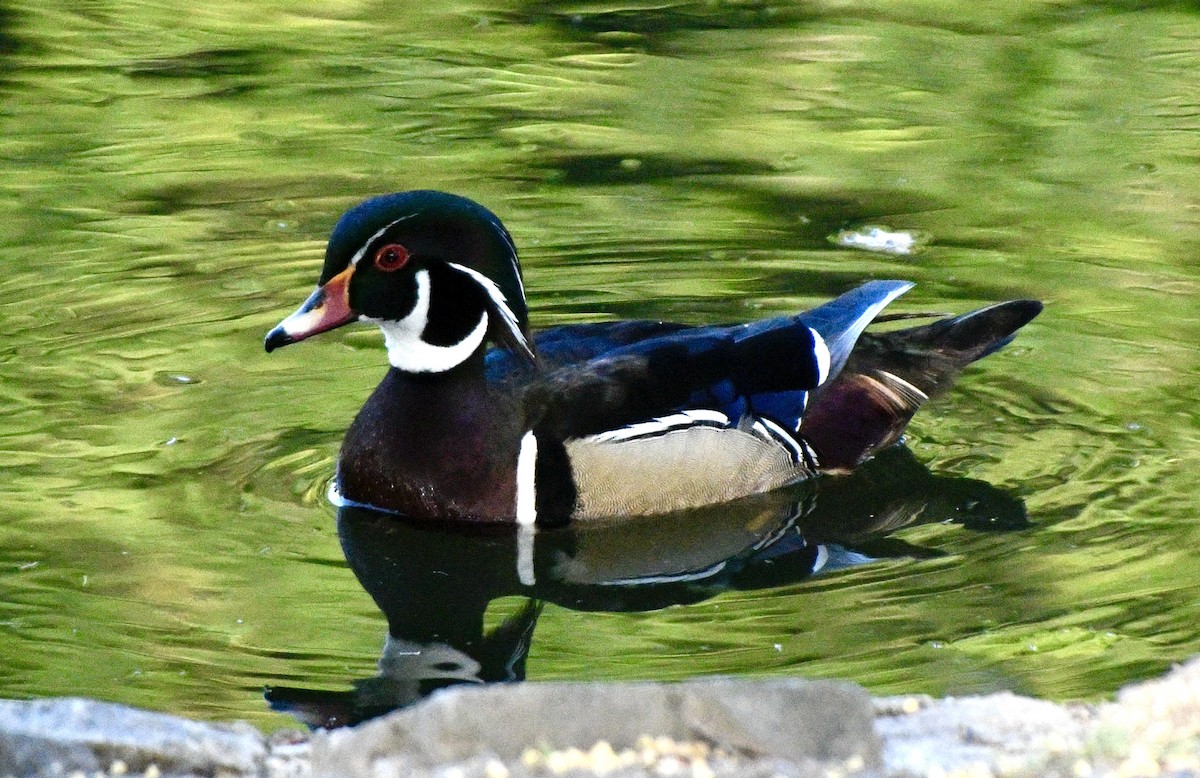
left=527, top=280, right=913, bottom=440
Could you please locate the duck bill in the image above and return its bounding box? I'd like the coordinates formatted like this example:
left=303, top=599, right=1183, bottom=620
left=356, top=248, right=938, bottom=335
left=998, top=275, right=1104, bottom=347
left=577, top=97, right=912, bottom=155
left=264, top=266, right=357, bottom=352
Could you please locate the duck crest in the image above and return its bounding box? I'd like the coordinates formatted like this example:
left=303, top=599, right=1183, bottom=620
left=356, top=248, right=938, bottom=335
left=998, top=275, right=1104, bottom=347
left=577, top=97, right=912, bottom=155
left=266, top=191, right=1042, bottom=525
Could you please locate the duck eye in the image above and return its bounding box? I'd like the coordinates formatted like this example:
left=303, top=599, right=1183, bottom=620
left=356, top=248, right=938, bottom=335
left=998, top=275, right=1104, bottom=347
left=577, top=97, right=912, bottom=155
left=373, top=243, right=410, bottom=272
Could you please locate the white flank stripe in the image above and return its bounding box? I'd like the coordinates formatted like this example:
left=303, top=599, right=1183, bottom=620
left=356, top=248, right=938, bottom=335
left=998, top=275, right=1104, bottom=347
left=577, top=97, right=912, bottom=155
left=447, top=262, right=533, bottom=359
left=515, top=430, right=538, bottom=526
left=809, top=327, right=831, bottom=385
left=590, top=409, right=730, bottom=443
left=373, top=270, right=489, bottom=372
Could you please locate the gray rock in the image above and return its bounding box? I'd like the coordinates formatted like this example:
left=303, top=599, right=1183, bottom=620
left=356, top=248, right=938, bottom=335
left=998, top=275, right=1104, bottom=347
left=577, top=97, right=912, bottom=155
left=0, top=697, right=267, bottom=777
left=875, top=692, right=1094, bottom=776
left=312, top=678, right=880, bottom=777
left=4, top=657, right=1200, bottom=777
left=1088, top=656, right=1200, bottom=776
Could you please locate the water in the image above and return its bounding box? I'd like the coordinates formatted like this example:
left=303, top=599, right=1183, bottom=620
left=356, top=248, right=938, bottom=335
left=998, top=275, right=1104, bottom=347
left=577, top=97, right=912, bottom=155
left=1, top=1, right=1198, bottom=730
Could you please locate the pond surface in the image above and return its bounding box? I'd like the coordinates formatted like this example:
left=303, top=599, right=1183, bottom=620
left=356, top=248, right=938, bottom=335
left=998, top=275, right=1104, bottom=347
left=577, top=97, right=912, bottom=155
left=1, top=0, right=1198, bottom=730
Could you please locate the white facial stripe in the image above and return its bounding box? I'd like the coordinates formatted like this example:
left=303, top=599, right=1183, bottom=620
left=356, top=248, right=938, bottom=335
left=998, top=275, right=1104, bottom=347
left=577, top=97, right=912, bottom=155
left=511, top=260, right=525, bottom=299
left=515, top=430, right=538, bottom=526
left=349, top=212, right=421, bottom=267
left=374, top=270, right=489, bottom=372
left=809, top=327, right=831, bottom=385
left=446, top=262, right=532, bottom=357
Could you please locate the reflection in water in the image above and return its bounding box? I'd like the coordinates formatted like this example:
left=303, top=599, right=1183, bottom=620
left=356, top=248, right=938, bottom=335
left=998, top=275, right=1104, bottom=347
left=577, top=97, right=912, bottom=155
left=267, top=447, right=1026, bottom=729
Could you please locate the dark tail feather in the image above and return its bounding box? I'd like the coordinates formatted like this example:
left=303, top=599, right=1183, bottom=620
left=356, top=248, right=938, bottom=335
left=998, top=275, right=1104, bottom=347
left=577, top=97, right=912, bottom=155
left=908, top=299, right=1043, bottom=363
left=799, top=299, right=1042, bottom=471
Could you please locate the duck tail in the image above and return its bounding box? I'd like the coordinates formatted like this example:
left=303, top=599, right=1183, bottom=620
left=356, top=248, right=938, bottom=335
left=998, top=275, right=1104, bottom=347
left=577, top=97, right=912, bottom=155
left=799, top=298, right=1042, bottom=471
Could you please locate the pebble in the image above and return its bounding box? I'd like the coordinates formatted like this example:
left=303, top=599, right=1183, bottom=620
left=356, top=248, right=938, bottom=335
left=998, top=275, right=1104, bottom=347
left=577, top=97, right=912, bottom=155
left=520, top=736, right=733, bottom=776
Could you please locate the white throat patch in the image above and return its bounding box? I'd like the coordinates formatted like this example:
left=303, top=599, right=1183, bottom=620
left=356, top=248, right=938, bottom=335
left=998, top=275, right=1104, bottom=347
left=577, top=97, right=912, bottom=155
left=372, top=269, right=489, bottom=373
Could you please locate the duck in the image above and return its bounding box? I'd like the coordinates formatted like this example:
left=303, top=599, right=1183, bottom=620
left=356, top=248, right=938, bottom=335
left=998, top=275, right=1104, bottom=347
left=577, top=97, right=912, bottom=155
left=264, top=190, right=1041, bottom=526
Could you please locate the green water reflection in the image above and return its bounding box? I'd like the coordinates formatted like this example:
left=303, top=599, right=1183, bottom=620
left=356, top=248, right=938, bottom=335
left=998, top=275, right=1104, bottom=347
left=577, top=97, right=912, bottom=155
left=0, top=1, right=1198, bottom=729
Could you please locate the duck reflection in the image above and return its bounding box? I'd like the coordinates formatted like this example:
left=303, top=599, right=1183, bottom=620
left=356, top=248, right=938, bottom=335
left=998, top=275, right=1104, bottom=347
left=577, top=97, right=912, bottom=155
left=266, top=447, right=1026, bottom=729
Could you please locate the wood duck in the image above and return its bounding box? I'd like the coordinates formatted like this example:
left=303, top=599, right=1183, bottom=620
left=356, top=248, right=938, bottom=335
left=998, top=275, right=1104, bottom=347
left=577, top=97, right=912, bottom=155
left=265, top=190, right=1042, bottom=526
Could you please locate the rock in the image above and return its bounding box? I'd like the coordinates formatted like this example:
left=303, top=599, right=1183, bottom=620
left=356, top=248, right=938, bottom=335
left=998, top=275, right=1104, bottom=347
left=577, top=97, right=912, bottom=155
left=0, top=697, right=267, bottom=777
left=5, top=659, right=1200, bottom=777
left=1089, top=656, right=1200, bottom=777
left=311, top=678, right=880, bottom=777
left=875, top=691, right=1095, bottom=776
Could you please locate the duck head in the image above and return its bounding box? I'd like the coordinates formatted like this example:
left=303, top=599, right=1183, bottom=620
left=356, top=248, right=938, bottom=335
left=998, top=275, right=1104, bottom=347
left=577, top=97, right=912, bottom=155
left=265, top=191, right=535, bottom=372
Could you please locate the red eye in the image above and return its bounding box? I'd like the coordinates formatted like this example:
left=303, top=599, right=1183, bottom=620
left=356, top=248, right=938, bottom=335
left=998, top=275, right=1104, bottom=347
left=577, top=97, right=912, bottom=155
left=373, top=243, right=409, bottom=272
